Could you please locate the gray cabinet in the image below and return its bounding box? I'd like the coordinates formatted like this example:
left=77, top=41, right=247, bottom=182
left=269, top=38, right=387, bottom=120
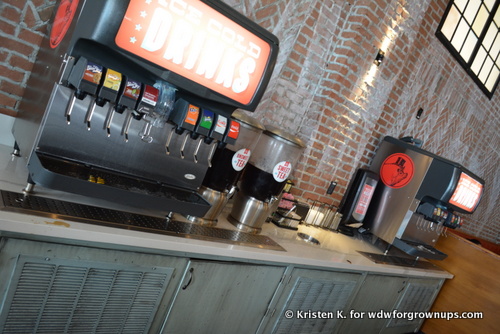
left=381, top=277, right=443, bottom=334
left=160, top=260, right=286, bottom=334
left=337, top=274, right=407, bottom=333
left=259, top=268, right=362, bottom=334
left=338, top=274, right=443, bottom=334
left=0, top=238, right=187, bottom=334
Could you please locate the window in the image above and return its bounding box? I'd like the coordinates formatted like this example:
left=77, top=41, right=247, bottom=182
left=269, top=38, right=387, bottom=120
left=436, top=0, right=500, bottom=98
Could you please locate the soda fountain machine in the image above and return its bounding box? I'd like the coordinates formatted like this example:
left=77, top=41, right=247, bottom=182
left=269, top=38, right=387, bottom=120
left=12, top=0, right=279, bottom=217
left=362, top=136, right=485, bottom=260
left=229, top=125, right=305, bottom=234
left=186, top=110, right=265, bottom=226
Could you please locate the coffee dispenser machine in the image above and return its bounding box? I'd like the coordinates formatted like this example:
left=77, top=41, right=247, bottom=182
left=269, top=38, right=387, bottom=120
left=186, top=111, right=265, bottom=226
left=229, top=125, right=305, bottom=234
left=12, top=0, right=279, bottom=217
left=363, top=136, right=485, bottom=260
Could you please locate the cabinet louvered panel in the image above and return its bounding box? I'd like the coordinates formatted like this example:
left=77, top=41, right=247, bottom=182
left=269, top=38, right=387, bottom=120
left=273, top=277, right=357, bottom=334
left=386, top=282, right=436, bottom=328
left=0, top=256, right=173, bottom=334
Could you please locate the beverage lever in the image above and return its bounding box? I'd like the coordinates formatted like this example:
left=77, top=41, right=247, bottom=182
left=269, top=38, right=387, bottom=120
left=193, top=137, right=203, bottom=163
left=180, top=132, right=190, bottom=159
left=165, top=126, right=175, bottom=155
left=207, top=142, right=217, bottom=167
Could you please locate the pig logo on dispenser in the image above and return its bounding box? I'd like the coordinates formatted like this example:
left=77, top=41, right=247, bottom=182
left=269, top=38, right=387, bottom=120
left=380, top=153, right=414, bottom=189
left=273, top=161, right=292, bottom=183
left=50, top=0, right=79, bottom=49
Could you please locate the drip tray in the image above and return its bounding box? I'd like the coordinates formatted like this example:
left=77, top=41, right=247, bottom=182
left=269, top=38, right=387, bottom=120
left=357, top=251, right=440, bottom=270
left=0, top=190, right=285, bottom=251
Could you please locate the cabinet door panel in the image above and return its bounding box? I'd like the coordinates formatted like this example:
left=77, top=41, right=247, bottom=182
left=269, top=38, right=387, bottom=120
left=263, top=268, right=362, bottom=334
left=161, top=260, right=286, bottom=334
left=0, top=238, right=188, bottom=334
left=381, top=278, right=443, bottom=334
left=337, top=274, right=406, bottom=333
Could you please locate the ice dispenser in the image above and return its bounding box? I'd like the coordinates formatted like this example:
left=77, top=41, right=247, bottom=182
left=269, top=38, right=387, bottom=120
left=229, top=125, right=305, bottom=234
left=12, top=0, right=279, bottom=217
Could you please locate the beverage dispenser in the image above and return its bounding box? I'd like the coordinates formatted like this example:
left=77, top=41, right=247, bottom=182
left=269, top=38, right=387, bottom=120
left=362, top=136, right=485, bottom=260
left=229, top=125, right=305, bottom=234
left=12, top=0, right=279, bottom=217
left=186, top=110, right=265, bottom=226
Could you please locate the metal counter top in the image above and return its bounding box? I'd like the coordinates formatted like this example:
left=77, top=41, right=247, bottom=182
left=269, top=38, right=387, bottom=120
left=0, top=144, right=452, bottom=279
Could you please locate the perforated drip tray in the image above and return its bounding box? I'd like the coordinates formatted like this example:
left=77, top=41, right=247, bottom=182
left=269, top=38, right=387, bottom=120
left=0, top=190, right=285, bottom=251
left=357, top=251, right=440, bottom=269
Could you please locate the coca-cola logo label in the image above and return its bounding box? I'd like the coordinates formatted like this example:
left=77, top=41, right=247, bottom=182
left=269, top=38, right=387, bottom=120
left=380, top=153, right=414, bottom=189
left=231, top=148, right=250, bottom=171
left=273, top=161, right=292, bottom=182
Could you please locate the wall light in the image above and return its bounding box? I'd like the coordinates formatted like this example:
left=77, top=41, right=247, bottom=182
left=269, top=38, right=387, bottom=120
left=374, top=49, right=385, bottom=66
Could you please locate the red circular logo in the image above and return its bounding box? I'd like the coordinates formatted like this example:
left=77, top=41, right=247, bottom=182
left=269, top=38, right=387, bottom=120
left=380, top=153, right=414, bottom=189
left=50, top=0, right=79, bottom=49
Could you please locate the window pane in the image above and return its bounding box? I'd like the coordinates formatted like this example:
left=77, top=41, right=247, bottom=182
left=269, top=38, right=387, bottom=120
left=484, top=0, right=496, bottom=11
left=471, top=47, right=488, bottom=74
left=483, top=24, right=498, bottom=50
left=485, top=66, right=499, bottom=90
left=478, top=56, right=494, bottom=82
left=495, top=6, right=500, bottom=25
left=490, top=36, right=500, bottom=58
left=452, top=18, right=471, bottom=50
left=464, top=1, right=481, bottom=24
left=442, top=5, right=462, bottom=40
left=461, top=32, right=478, bottom=61
left=472, top=5, right=489, bottom=34
left=455, top=0, right=469, bottom=12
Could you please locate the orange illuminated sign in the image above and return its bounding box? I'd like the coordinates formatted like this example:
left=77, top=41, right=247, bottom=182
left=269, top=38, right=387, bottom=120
left=449, top=172, right=483, bottom=212
left=115, top=0, right=271, bottom=106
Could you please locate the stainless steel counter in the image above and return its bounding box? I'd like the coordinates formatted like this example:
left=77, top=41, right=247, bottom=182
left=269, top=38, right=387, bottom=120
left=0, top=144, right=452, bottom=279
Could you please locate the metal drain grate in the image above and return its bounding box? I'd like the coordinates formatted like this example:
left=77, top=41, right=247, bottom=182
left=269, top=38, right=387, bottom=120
left=0, top=190, right=285, bottom=251
left=357, top=251, right=439, bottom=269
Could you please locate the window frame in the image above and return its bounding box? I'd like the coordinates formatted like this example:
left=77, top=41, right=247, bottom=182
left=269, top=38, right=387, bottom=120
left=436, top=0, right=500, bottom=99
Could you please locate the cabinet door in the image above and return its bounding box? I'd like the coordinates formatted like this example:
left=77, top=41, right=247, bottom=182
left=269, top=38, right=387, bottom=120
left=260, top=268, right=362, bottom=334
left=0, top=238, right=187, bottom=334
left=337, top=274, right=407, bottom=333
left=381, top=277, right=443, bottom=334
left=160, top=260, right=286, bottom=334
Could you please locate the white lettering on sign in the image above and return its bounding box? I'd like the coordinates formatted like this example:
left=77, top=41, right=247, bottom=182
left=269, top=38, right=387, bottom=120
left=449, top=173, right=483, bottom=212
left=116, top=0, right=271, bottom=105
left=273, top=161, right=292, bottom=182
left=232, top=148, right=251, bottom=171
left=354, top=184, right=375, bottom=216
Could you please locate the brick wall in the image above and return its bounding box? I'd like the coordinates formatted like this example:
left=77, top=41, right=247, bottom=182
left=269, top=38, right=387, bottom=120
left=0, top=0, right=56, bottom=116
left=1, top=0, right=498, bottom=244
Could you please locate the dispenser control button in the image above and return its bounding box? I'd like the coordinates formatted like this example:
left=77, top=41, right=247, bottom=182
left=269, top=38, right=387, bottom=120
left=196, top=108, right=214, bottom=137
left=96, top=68, right=122, bottom=106
left=228, top=120, right=240, bottom=139
left=67, top=57, right=103, bottom=98
left=136, top=84, right=159, bottom=114
left=83, top=62, right=103, bottom=85
left=170, top=98, right=200, bottom=133
left=184, top=104, right=200, bottom=126
left=212, top=115, right=227, bottom=141
left=103, top=69, right=122, bottom=92
left=224, top=120, right=240, bottom=145
left=123, top=79, right=141, bottom=100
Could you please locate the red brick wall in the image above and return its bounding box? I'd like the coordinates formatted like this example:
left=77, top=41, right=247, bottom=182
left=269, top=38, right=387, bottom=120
left=0, top=0, right=56, bottom=116
left=1, top=0, right=498, bottom=244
